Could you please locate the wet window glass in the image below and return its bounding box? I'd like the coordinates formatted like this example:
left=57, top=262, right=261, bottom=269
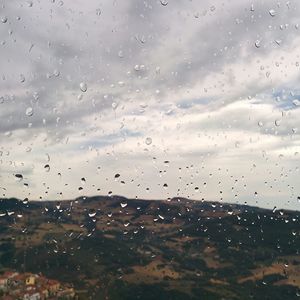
left=0, top=1, right=299, bottom=299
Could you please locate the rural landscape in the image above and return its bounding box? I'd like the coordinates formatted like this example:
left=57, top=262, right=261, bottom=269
left=0, top=196, right=299, bottom=299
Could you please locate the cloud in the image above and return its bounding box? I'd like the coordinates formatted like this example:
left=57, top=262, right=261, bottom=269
left=0, top=0, right=299, bottom=209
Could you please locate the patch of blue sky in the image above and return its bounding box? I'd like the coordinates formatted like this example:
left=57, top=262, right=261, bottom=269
left=80, top=129, right=142, bottom=149
left=176, top=97, right=212, bottom=109
left=255, top=88, right=300, bottom=110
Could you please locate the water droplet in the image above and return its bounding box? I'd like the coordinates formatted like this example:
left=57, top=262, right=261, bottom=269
left=15, top=174, right=23, bottom=181
left=114, top=173, right=120, bottom=179
left=160, top=0, right=168, bottom=6
left=255, top=40, right=261, bottom=48
left=1, top=16, right=8, bottom=23
left=275, top=39, right=282, bottom=46
left=20, top=74, right=25, bottom=83
left=258, top=121, right=264, bottom=127
left=81, top=177, right=86, bottom=184
left=25, top=107, right=33, bottom=117
left=44, top=164, right=50, bottom=172
left=120, top=202, right=127, bottom=208
left=292, top=99, right=300, bottom=106
left=112, top=102, right=118, bottom=110
left=269, top=9, right=276, bottom=17
left=275, top=119, right=281, bottom=126
left=145, top=137, right=152, bottom=145
left=96, top=8, right=101, bottom=16
left=79, top=82, right=87, bottom=92
left=53, top=69, right=60, bottom=77
left=88, top=211, right=96, bottom=218
left=33, top=92, right=39, bottom=102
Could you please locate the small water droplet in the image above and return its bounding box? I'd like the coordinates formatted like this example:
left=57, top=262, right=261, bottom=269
left=120, top=202, right=127, bottom=208
left=1, top=16, right=8, bottom=23
left=112, top=102, right=118, bottom=110
left=53, top=69, right=60, bottom=77
left=88, top=211, right=96, bottom=218
left=44, top=164, right=50, bottom=172
left=25, top=107, right=33, bottom=117
left=20, top=74, right=25, bottom=83
left=96, top=8, right=101, bottom=16
left=269, top=9, right=276, bottom=17
left=145, top=137, right=152, bottom=145
left=15, top=174, right=23, bottom=181
left=80, top=82, right=87, bottom=92
left=160, top=0, right=168, bottom=6
left=255, top=40, right=261, bottom=48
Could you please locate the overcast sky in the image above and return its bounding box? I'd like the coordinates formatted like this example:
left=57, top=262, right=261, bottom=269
left=0, top=0, right=300, bottom=209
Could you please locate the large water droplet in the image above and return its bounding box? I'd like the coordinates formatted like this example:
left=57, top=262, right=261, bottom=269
left=44, top=164, right=50, bottom=172
left=15, top=174, right=23, bottom=181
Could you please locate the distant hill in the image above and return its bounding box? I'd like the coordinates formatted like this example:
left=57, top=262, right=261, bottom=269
left=0, top=196, right=299, bottom=300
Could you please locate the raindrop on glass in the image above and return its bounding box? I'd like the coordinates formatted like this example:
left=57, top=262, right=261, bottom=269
left=80, top=82, right=87, bottom=92
left=20, top=74, right=25, bottom=83
left=160, top=0, right=168, bottom=6
left=25, top=107, right=33, bottom=117
left=1, top=16, right=8, bottom=23
left=145, top=137, right=152, bottom=145
left=120, top=202, right=127, bottom=208
left=15, top=174, right=23, bottom=181
left=44, top=164, right=50, bottom=172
